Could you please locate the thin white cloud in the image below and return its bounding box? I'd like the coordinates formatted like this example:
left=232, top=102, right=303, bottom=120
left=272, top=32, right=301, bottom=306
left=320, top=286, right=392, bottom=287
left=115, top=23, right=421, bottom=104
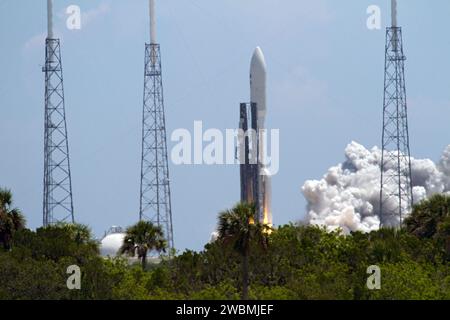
left=81, top=2, right=111, bottom=28
left=56, top=1, right=111, bottom=29
left=24, top=32, right=47, bottom=51
left=23, top=1, right=111, bottom=52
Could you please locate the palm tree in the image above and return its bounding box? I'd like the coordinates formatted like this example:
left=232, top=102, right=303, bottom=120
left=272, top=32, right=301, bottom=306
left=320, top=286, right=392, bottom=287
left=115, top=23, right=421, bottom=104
left=54, top=222, right=94, bottom=245
left=404, top=194, right=450, bottom=257
left=0, top=188, right=26, bottom=250
left=217, top=202, right=272, bottom=300
left=404, top=194, right=450, bottom=239
left=119, top=220, right=167, bottom=270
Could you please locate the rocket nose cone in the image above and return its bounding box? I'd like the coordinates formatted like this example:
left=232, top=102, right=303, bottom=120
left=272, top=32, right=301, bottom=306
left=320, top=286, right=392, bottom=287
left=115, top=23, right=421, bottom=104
left=250, top=46, right=267, bottom=118
left=251, top=47, right=267, bottom=73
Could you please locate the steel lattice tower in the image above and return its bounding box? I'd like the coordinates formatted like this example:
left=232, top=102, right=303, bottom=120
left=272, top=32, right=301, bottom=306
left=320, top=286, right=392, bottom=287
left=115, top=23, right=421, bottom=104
left=139, top=2, right=174, bottom=250
left=379, top=9, right=413, bottom=228
left=239, top=103, right=261, bottom=221
left=43, top=38, right=75, bottom=226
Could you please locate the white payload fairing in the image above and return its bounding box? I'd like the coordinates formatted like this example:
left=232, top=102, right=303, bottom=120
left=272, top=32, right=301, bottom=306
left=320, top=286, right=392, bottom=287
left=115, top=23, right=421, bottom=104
left=240, top=47, right=272, bottom=226
left=250, top=47, right=267, bottom=131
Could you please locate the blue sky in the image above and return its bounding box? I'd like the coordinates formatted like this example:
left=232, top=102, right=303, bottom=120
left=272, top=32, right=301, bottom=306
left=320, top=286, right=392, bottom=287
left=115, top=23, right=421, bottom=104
left=1, top=0, right=449, bottom=251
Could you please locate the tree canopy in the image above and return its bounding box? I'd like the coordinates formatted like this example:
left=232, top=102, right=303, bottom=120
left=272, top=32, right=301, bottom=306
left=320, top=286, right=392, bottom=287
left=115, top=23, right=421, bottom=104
left=1, top=190, right=450, bottom=300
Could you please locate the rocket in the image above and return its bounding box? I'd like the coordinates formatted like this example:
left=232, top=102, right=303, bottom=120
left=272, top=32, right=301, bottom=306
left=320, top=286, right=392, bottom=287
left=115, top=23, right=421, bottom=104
left=240, top=47, right=272, bottom=226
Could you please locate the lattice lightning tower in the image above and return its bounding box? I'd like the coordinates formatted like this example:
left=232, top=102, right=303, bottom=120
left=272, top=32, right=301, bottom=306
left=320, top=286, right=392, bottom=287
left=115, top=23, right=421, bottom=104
left=379, top=0, right=413, bottom=227
left=43, top=0, right=75, bottom=226
left=139, top=0, right=174, bottom=249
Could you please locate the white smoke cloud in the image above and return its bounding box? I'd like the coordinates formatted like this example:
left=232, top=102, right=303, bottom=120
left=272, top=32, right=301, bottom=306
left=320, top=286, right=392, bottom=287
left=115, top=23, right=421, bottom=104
left=302, top=141, right=450, bottom=233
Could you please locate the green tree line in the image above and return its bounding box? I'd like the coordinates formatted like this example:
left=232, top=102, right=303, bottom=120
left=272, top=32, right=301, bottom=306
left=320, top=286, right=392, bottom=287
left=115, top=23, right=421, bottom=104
left=1, top=187, right=449, bottom=300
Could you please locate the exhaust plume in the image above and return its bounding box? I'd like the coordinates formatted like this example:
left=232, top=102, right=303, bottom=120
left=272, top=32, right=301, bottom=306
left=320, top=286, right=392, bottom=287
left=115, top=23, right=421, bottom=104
left=302, top=142, right=450, bottom=233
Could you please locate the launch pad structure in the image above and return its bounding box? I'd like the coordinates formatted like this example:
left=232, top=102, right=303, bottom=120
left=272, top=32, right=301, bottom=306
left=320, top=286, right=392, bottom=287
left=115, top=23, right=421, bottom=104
left=379, top=0, right=413, bottom=227
left=43, top=1, right=75, bottom=226
left=139, top=0, right=174, bottom=250
left=239, top=102, right=262, bottom=221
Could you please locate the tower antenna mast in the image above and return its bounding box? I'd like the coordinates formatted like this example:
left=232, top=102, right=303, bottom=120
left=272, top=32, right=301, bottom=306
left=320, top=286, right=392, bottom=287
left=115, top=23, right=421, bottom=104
left=139, top=0, right=174, bottom=250
left=379, top=0, right=413, bottom=227
left=43, top=0, right=75, bottom=226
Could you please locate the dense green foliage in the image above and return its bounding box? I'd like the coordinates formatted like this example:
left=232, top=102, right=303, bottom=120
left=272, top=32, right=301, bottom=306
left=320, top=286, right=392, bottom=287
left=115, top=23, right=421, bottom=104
left=0, top=190, right=449, bottom=300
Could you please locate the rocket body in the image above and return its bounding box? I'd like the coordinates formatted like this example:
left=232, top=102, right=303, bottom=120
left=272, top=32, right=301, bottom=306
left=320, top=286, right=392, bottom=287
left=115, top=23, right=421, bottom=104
left=240, top=47, right=272, bottom=225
